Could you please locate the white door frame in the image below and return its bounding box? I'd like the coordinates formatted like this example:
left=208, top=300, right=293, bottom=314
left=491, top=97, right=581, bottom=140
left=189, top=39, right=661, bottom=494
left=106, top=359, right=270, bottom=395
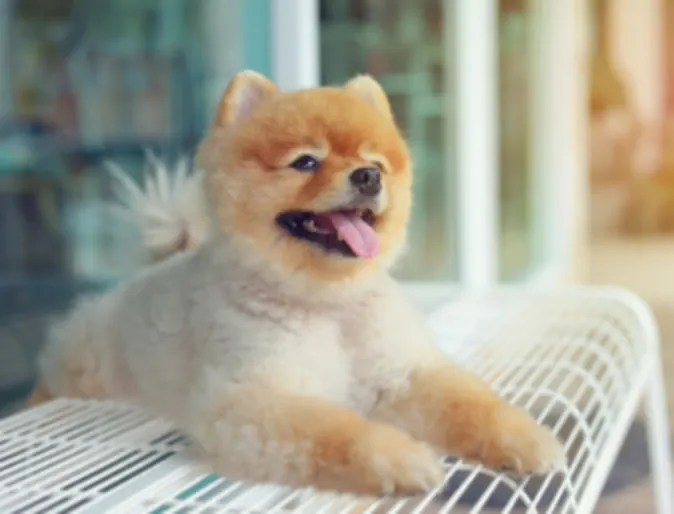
left=453, top=0, right=499, bottom=289
left=270, top=0, right=320, bottom=90
left=528, top=0, right=589, bottom=285
left=268, top=0, right=588, bottom=289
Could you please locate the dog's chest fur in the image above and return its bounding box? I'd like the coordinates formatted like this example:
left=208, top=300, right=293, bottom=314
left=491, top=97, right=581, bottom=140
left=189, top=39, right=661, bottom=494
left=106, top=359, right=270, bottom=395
left=215, top=275, right=423, bottom=416
left=222, top=288, right=397, bottom=415
left=107, top=245, right=434, bottom=420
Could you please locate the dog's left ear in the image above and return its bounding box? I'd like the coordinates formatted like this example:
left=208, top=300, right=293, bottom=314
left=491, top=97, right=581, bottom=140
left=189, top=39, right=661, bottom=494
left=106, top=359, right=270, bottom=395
left=344, top=75, right=393, bottom=121
left=214, top=70, right=278, bottom=128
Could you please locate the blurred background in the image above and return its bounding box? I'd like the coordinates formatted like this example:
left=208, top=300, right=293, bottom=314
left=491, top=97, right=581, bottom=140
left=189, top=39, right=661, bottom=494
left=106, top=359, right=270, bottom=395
left=0, top=0, right=671, bottom=509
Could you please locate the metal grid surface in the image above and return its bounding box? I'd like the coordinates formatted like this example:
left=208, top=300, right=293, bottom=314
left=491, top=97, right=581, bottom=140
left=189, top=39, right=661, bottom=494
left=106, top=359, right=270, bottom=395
left=0, top=287, right=662, bottom=513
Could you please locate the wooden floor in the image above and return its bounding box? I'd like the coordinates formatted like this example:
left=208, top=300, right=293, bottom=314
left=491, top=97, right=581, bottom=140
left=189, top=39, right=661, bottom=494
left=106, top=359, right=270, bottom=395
left=583, top=237, right=674, bottom=514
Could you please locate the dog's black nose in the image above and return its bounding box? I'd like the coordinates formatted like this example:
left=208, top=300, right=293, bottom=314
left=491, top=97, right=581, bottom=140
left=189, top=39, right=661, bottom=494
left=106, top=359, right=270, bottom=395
left=349, top=167, right=381, bottom=196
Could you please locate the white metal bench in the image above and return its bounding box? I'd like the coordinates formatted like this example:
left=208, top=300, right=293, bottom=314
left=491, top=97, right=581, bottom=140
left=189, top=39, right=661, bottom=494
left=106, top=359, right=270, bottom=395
left=0, top=287, right=671, bottom=513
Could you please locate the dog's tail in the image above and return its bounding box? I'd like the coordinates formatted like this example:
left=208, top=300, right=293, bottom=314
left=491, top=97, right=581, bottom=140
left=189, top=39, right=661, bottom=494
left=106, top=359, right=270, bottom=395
left=107, top=153, right=211, bottom=262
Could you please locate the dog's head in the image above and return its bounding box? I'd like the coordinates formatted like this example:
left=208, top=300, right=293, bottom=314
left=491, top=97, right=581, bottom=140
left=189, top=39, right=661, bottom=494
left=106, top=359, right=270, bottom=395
left=197, top=71, right=412, bottom=283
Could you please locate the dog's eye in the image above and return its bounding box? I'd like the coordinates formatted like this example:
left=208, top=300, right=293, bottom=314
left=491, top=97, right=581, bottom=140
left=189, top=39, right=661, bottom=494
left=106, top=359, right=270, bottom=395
left=370, top=160, right=385, bottom=172
left=290, top=155, right=320, bottom=172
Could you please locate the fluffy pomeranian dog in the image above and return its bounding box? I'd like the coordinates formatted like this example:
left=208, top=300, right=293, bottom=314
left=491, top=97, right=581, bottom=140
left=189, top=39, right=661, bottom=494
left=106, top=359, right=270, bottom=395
left=29, top=71, right=564, bottom=496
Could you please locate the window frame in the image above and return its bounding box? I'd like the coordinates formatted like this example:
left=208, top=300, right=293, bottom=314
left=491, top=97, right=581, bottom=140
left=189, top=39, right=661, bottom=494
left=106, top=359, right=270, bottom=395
left=269, top=0, right=589, bottom=289
left=270, top=0, right=319, bottom=90
left=527, top=0, right=589, bottom=286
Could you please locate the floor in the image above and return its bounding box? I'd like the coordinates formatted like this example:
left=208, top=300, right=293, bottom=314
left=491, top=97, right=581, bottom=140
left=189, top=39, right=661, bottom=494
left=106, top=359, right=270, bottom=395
left=441, top=237, right=674, bottom=513
left=588, top=237, right=674, bottom=429
left=583, top=237, right=674, bottom=514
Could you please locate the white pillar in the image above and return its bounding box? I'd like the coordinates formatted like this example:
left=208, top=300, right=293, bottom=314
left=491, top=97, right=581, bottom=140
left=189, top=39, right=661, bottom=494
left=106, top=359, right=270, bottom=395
left=453, top=0, right=499, bottom=288
left=529, top=0, right=590, bottom=284
left=270, top=0, right=319, bottom=91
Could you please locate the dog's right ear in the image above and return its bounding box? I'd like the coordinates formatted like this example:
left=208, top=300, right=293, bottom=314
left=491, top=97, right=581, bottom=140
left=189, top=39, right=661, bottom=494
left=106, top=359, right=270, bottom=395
left=213, top=70, right=278, bottom=128
left=344, top=74, right=393, bottom=122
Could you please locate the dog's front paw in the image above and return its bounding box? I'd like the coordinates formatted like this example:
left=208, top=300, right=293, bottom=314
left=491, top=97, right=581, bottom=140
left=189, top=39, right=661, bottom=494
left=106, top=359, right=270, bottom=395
left=350, top=423, right=445, bottom=496
left=475, top=404, right=566, bottom=475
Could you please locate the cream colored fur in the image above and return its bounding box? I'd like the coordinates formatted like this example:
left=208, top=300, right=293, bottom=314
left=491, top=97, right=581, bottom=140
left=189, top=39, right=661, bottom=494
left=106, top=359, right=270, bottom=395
left=37, top=160, right=564, bottom=495
left=107, top=152, right=211, bottom=260
left=36, top=73, right=564, bottom=498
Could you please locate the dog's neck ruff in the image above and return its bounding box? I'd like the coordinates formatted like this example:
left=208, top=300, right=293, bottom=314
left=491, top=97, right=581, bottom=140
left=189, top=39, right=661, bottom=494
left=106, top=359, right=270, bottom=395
left=203, top=237, right=384, bottom=306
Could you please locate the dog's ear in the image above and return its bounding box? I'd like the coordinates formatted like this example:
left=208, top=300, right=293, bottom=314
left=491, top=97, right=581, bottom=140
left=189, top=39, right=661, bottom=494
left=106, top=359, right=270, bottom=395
left=213, top=70, right=278, bottom=128
left=344, top=75, right=393, bottom=121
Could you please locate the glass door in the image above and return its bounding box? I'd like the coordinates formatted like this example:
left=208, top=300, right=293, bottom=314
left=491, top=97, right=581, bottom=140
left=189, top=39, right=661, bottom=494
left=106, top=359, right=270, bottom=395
left=0, top=0, right=273, bottom=409
left=285, top=0, right=591, bottom=288
left=498, top=1, right=534, bottom=280
left=0, top=0, right=271, bottom=409
left=1, top=0, right=272, bottom=288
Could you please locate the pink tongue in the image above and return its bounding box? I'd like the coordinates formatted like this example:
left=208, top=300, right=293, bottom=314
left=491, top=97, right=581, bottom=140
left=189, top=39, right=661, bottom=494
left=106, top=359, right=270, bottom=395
left=320, top=212, right=379, bottom=258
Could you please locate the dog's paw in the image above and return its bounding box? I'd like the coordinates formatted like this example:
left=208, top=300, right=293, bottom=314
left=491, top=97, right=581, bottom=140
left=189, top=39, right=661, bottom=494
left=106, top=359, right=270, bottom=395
left=476, top=404, right=566, bottom=475
left=350, top=424, right=445, bottom=496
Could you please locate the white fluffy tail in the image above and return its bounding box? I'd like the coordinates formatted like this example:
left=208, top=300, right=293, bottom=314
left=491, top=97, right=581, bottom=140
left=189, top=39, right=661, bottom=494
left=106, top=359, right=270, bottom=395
left=106, top=153, right=211, bottom=262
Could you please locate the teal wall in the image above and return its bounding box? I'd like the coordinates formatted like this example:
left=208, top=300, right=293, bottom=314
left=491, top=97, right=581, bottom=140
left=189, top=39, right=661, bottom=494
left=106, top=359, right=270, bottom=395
left=242, top=0, right=271, bottom=76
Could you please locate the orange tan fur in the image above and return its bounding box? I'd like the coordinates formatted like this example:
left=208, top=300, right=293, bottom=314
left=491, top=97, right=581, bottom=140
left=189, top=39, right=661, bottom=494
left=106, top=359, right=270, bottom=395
left=199, top=76, right=411, bottom=283
left=372, top=365, right=556, bottom=471
left=31, top=71, right=565, bottom=499
left=24, top=384, right=52, bottom=407
left=195, top=388, right=440, bottom=496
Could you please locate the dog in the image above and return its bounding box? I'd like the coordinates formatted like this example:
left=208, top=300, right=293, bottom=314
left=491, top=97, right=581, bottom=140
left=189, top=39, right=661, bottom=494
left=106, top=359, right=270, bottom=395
left=28, top=71, right=565, bottom=496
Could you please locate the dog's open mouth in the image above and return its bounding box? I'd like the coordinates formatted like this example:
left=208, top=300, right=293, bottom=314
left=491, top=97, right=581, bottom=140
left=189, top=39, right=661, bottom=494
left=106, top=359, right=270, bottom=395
left=276, top=209, right=379, bottom=258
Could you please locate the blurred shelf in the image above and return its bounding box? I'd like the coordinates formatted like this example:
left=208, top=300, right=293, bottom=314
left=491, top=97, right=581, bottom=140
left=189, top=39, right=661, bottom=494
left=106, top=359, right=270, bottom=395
left=0, top=120, right=200, bottom=176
